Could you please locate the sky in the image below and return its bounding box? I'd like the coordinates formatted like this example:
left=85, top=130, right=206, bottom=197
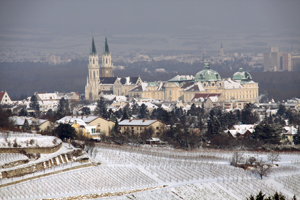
left=0, top=0, right=300, bottom=55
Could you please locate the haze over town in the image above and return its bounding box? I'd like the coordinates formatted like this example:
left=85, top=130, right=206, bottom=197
left=1, top=1, right=300, bottom=200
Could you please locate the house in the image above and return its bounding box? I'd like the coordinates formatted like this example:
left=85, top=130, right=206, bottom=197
left=226, top=124, right=256, bottom=138
left=57, top=118, right=98, bottom=140
left=119, top=119, right=166, bottom=136
left=0, top=91, right=12, bottom=104
left=57, top=115, right=115, bottom=137
left=10, top=116, right=52, bottom=132
left=282, top=126, right=298, bottom=143
left=34, top=91, right=79, bottom=102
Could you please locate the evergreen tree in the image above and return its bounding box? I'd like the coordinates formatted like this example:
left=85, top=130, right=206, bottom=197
left=81, top=107, right=91, bottom=115
left=0, top=107, right=13, bottom=128
left=241, top=103, right=259, bottom=124
left=95, top=97, right=108, bottom=118
left=138, top=103, right=149, bottom=119
left=30, top=95, right=40, bottom=111
left=252, top=122, right=281, bottom=144
left=54, top=123, right=76, bottom=140
left=277, top=104, right=286, bottom=116
left=207, top=109, right=221, bottom=137
left=57, top=97, right=70, bottom=118
left=22, top=119, right=30, bottom=131
left=18, top=108, right=28, bottom=116
left=121, top=107, right=131, bottom=120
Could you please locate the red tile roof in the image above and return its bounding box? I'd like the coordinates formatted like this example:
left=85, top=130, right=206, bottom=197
left=0, top=92, right=5, bottom=101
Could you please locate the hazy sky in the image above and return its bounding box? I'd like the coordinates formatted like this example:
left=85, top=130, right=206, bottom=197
left=1, top=0, right=300, bottom=55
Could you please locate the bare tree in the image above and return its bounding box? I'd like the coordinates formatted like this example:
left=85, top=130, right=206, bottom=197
left=246, top=156, right=257, bottom=165
left=230, top=152, right=244, bottom=167
left=253, top=160, right=272, bottom=179
left=268, top=151, right=281, bottom=164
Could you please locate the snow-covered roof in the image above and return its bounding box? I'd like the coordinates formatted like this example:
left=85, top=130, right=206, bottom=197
left=227, top=124, right=255, bottom=137
left=283, top=126, right=298, bottom=135
left=223, top=79, right=243, bottom=89
left=10, top=116, right=48, bottom=126
left=57, top=115, right=102, bottom=124
left=119, top=119, right=158, bottom=126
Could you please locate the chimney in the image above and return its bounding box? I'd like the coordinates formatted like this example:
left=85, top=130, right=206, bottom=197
left=142, top=119, right=145, bottom=122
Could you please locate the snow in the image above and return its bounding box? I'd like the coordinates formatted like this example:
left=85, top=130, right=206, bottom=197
left=0, top=132, right=62, bottom=148
left=0, top=143, right=300, bottom=199
left=119, top=119, right=158, bottom=126
left=224, top=79, right=243, bottom=89
left=10, top=116, right=48, bottom=126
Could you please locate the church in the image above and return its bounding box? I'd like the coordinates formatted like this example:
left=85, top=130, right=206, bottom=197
left=85, top=35, right=142, bottom=101
left=85, top=35, right=259, bottom=106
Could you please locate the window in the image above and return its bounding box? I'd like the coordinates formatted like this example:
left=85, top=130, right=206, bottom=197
left=98, top=123, right=100, bottom=127
left=93, top=58, right=95, bottom=64
left=156, top=127, right=159, bottom=130
left=131, top=127, right=134, bottom=130
left=92, top=128, right=96, bottom=133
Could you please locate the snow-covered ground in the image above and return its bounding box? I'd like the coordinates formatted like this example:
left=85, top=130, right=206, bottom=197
left=0, top=132, right=62, bottom=148
left=0, top=144, right=300, bottom=200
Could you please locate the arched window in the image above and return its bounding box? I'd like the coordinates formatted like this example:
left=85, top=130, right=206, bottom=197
left=93, top=58, right=95, bottom=64
left=93, top=71, right=95, bottom=79
left=106, top=58, right=108, bottom=64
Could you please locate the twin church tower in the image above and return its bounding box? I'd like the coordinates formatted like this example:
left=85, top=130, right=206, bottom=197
left=85, top=35, right=113, bottom=101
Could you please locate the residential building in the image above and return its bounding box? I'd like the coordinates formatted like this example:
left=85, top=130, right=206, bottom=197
left=10, top=116, right=52, bottom=132
left=119, top=119, right=166, bottom=136
left=0, top=91, right=12, bottom=104
left=57, top=115, right=115, bottom=137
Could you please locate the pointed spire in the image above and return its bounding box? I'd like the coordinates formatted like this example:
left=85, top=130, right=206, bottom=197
left=221, top=42, right=223, bottom=49
left=90, top=33, right=97, bottom=55
left=103, top=32, right=110, bottom=54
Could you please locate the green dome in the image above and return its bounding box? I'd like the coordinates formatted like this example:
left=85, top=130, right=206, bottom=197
left=232, top=68, right=252, bottom=81
left=194, top=62, right=221, bottom=82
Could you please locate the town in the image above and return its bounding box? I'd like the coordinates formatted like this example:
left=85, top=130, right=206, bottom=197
left=0, top=34, right=300, bottom=200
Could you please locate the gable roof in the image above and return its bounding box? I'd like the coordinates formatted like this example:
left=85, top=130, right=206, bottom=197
left=119, top=77, right=140, bottom=85
left=57, top=115, right=112, bottom=124
left=0, top=92, right=5, bottom=101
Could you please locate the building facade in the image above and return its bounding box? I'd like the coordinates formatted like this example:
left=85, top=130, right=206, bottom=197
left=85, top=35, right=143, bottom=101
left=129, top=63, right=259, bottom=104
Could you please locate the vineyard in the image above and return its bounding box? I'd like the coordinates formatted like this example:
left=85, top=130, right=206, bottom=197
left=0, top=144, right=300, bottom=199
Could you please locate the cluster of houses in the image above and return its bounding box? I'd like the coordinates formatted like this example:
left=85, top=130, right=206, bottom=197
left=1, top=90, right=300, bottom=144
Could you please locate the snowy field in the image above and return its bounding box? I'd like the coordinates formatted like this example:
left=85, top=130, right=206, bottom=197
left=0, top=132, right=61, bottom=148
left=0, top=144, right=300, bottom=200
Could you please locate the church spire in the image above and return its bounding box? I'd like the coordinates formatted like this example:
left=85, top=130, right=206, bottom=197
left=90, top=34, right=97, bottom=55
left=103, top=34, right=110, bottom=54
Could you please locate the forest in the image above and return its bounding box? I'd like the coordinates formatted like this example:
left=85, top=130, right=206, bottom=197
left=0, top=59, right=299, bottom=101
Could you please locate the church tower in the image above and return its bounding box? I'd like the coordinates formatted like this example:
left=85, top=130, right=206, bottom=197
left=85, top=35, right=100, bottom=101
left=101, top=35, right=113, bottom=77
left=220, top=43, right=224, bottom=56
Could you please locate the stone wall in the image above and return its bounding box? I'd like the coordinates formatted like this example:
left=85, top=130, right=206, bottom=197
left=0, top=143, right=62, bottom=154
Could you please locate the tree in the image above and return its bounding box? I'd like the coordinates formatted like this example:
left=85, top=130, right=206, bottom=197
left=53, top=123, right=76, bottom=140
left=22, top=119, right=30, bottom=131
left=57, top=97, right=70, bottom=118
left=81, top=107, right=91, bottom=115
left=247, top=191, right=290, bottom=200
left=230, top=152, right=244, bottom=167
left=139, top=127, right=154, bottom=144
left=0, top=107, right=13, bottom=128
left=121, top=107, right=131, bottom=121
left=95, top=97, right=108, bottom=118
left=30, top=95, right=39, bottom=111
left=277, top=104, right=286, bottom=116
left=268, top=151, right=281, bottom=164
left=252, top=122, right=281, bottom=144
left=241, top=103, right=259, bottom=124
left=18, top=108, right=28, bottom=116
left=138, top=103, right=149, bottom=119
left=253, top=160, right=272, bottom=180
